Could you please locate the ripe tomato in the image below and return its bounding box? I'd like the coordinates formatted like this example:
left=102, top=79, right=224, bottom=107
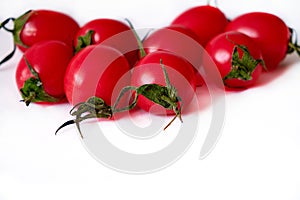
left=171, top=5, right=228, bottom=47
left=64, top=44, right=131, bottom=106
left=225, top=12, right=290, bottom=70
left=73, top=18, right=139, bottom=67
left=11, top=10, right=79, bottom=51
left=15, top=40, right=74, bottom=105
left=131, top=50, right=196, bottom=115
left=205, top=31, right=264, bottom=88
left=142, top=25, right=204, bottom=86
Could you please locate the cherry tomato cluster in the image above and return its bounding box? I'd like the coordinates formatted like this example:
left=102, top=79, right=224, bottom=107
left=0, top=4, right=299, bottom=135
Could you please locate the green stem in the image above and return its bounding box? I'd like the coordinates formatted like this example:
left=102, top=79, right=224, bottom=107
left=112, top=85, right=138, bottom=113
left=0, top=17, right=17, bottom=66
left=124, top=18, right=147, bottom=59
left=287, top=27, right=300, bottom=56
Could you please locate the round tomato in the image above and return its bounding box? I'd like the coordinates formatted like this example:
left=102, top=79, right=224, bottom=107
left=73, top=18, right=139, bottom=67
left=15, top=40, right=74, bottom=105
left=11, top=10, right=79, bottom=51
left=205, top=31, right=264, bottom=88
left=171, top=5, right=228, bottom=47
left=225, top=12, right=290, bottom=70
left=131, top=50, right=196, bottom=115
left=64, top=44, right=131, bottom=106
left=142, top=25, right=204, bottom=86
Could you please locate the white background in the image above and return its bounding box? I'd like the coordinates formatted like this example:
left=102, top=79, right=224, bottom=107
left=1, top=0, right=300, bottom=199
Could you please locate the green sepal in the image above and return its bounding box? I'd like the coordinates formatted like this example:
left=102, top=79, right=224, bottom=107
left=223, top=44, right=265, bottom=82
left=13, top=10, right=33, bottom=49
left=137, top=84, right=176, bottom=109
left=74, top=30, right=95, bottom=53
left=70, top=96, right=112, bottom=120
left=20, top=77, right=60, bottom=106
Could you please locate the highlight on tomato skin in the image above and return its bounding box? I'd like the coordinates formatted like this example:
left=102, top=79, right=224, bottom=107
left=205, top=31, right=264, bottom=89
left=131, top=50, right=197, bottom=115
left=15, top=40, right=74, bottom=106
left=64, top=44, right=132, bottom=107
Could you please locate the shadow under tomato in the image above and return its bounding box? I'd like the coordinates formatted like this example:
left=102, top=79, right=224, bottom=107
left=255, top=54, right=299, bottom=87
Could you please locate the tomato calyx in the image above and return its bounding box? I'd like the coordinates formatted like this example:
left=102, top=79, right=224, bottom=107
left=224, top=42, right=265, bottom=83
left=115, top=59, right=183, bottom=130
left=74, top=30, right=94, bottom=53
left=55, top=96, right=113, bottom=138
left=139, top=59, right=182, bottom=129
left=287, top=28, right=300, bottom=56
left=20, top=56, right=60, bottom=106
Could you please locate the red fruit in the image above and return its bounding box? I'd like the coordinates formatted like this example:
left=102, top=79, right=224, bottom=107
left=15, top=40, right=74, bottom=105
left=131, top=51, right=196, bottom=115
left=225, top=12, right=290, bottom=70
left=14, top=10, right=79, bottom=51
left=205, top=31, right=264, bottom=88
left=64, top=44, right=131, bottom=106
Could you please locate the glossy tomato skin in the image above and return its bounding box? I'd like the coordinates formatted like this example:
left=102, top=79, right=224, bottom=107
left=131, top=51, right=196, bottom=115
left=73, top=18, right=139, bottom=67
left=16, top=40, right=74, bottom=99
left=171, top=5, right=228, bottom=47
left=225, top=12, right=290, bottom=70
left=17, top=10, right=80, bottom=51
left=143, top=25, right=204, bottom=86
left=205, top=31, right=263, bottom=88
left=64, top=44, right=131, bottom=106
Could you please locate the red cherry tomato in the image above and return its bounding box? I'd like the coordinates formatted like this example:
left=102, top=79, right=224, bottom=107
left=225, top=12, right=290, bottom=70
left=64, top=44, right=131, bottom=106
left=142, top=25, right=204, bottom=86
left=205, top=31, right=264, bottom=88
left=131, top=51, right=196, bottom=115
left=15, top=40, right=74, bottom=105
left=73, top=18, right=139, bottom=67
left=12, top=10, right=79, bottom=51
left=171, top=5, right=228, bottom=47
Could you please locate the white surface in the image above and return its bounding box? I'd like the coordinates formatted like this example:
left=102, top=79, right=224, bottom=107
left=1, top=0, right=300, bottom=199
